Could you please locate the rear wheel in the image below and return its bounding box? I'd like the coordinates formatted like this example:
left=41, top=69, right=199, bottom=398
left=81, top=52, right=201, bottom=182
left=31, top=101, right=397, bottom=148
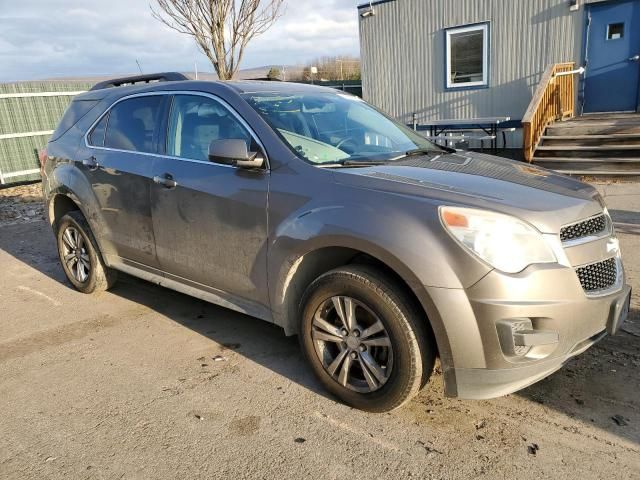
left=299, top=265, right=435, bottom=412
left=56, top=211, right=117, bottom=294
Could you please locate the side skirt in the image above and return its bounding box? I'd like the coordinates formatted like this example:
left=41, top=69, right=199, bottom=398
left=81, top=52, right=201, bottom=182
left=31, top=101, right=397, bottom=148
left=106, top=255, right=274, bottom=324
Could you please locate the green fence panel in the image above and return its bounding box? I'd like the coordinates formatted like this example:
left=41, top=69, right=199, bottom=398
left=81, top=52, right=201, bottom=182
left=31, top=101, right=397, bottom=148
left=0, top=81, right=93, bottom=186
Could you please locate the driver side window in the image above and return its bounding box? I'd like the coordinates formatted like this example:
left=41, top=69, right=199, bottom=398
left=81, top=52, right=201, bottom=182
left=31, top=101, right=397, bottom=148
left=167, top=95, right=252, bottom=162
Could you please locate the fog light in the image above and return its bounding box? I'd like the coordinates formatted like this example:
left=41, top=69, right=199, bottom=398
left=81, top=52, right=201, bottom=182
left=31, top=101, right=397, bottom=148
left=497, top=319, right=559, bottom=358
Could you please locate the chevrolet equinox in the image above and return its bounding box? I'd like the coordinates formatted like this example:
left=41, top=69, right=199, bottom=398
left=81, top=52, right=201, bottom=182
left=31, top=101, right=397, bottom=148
left=42, top=73, right=631, bottom=412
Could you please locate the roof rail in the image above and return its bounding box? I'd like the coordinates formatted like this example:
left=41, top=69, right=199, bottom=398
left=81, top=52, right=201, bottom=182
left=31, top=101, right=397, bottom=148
left=90, top=72, right=189, bottom=91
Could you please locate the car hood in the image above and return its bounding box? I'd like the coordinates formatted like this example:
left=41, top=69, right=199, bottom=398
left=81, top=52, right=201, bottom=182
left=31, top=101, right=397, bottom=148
left=333, top=151, right=603, bottom=234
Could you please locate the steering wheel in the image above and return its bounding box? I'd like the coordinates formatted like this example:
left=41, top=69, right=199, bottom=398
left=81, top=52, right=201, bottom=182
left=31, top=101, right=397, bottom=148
left=335, top=136, right=358, bottom=151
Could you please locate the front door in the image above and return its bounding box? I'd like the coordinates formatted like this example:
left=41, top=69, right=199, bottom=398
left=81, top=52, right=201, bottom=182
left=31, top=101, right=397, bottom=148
left=584, top=0, right=640, bottom=113
left=150, top=93, right=270, bottom=308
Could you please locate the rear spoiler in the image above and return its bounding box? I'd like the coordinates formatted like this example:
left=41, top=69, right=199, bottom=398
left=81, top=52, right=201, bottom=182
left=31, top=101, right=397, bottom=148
left=90, top=72, right=189, bottom=91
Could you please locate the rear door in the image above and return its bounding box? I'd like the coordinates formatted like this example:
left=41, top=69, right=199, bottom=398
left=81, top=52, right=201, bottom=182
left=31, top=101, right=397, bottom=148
left=79, top=94, right=166, bottom=268
left=584, top=0, right=640, bottom=113
left=150, top=93, right=270, bottom=307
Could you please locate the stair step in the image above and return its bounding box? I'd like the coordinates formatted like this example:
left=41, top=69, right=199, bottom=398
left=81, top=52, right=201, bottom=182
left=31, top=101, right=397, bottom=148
left=567, top=113, right=640, bottom=122
left=546, top=169, right=640, bottom=176
left=533, top=157, right=640, bottom=163
left=533, top=156, right=640, bottom=175
left=545, top=167, right=640, bottom=177
left=540, top=133, right=640, bottom=147
left=541, top=134, right=640, bottom=140
left=535, top=144, right=640, bottom=158
left=536, top=145, right=640, bottom=151
left=546, top=125, right=640, bottom=135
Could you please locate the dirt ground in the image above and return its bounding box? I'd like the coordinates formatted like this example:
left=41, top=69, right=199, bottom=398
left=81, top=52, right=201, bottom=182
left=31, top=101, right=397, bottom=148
left=0, top=183, right=45, bottom=226
left=0, top=181, right=638, bottom=480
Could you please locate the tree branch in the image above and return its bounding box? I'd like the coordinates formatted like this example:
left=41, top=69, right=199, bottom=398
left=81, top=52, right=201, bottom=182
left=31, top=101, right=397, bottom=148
left=151, top=0, right=285, bottom=80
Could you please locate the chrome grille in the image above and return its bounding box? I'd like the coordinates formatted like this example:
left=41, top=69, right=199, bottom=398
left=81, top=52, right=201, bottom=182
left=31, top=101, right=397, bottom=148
left=575, top=258, right=618, bottom=293
left=560, top=214, right=607, bottom=242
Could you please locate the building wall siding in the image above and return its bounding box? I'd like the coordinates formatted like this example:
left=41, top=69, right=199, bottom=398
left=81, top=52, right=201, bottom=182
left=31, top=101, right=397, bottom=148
left=359, top=0, right=586, bottom=126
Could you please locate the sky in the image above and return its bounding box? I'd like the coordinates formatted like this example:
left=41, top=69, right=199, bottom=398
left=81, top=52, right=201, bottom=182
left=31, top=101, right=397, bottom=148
left=0, top=0, right=363, bottom=82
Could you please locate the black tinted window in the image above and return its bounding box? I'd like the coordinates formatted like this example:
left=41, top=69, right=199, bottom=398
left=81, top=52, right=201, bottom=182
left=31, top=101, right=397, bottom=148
left=167, top=95, right=251, bottom=162
left=105, top=96, right=163, bottom=153
left=88, top=112, right=108, bottom=147
left=51, top=99, right=99, bottom=141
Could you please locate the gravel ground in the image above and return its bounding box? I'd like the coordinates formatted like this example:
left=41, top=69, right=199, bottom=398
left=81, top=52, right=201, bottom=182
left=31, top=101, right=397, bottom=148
left=0, top=181, right=638, bottom=479
left=0, top=183, right=45, bottom=226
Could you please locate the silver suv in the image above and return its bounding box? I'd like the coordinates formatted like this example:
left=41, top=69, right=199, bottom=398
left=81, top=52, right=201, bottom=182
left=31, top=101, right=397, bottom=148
left=41, top=73, right=631, bottom=412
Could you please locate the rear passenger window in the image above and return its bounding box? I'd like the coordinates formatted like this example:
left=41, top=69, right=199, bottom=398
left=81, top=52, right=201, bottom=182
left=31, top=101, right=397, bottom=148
left=167, top=95, right=252, bottom=162
left=88, top=113, right=108, bottom=147
left=104, top=96, right=163, bottom=153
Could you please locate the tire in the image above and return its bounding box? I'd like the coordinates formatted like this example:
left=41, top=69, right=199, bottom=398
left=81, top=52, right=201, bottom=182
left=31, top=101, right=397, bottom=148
left=299, top=265, right=435, bottom=412
left=56, top=210, right=117, bottom=294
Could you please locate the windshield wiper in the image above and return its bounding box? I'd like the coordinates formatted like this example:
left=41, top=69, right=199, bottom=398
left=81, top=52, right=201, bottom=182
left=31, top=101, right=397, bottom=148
left=318, top=159, right=389, bottom=168
left=342, top=160, right=388, bottom=166
left=404, top=147, right=443, bottom=157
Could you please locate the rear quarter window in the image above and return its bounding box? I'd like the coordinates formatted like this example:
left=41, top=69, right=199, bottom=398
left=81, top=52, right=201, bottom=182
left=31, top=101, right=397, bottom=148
left=88, top=112, right=109, bottom=147
left=50, top=99, right=100, bottom=141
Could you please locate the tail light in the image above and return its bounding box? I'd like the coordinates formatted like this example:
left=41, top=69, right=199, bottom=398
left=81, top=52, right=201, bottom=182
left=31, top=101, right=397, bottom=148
left=38, top=148, right=48, bottom=176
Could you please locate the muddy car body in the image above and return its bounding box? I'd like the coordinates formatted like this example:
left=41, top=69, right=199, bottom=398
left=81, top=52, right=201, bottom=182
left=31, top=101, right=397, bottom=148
left=42, top=74, right=631, bottom=411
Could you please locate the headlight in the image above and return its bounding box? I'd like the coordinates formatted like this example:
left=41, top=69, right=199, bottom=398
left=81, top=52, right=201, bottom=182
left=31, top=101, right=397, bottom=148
left=439, top=207, right=557, bottom=274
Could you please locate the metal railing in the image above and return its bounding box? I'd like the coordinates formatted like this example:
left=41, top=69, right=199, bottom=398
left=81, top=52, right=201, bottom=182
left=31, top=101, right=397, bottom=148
left=522, top=62, right=583, bottom=162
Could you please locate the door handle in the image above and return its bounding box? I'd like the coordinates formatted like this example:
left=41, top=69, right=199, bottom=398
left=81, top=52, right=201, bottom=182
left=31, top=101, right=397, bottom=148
left=153, top=174, right=178, bottom=189
left=82, top=156, right=99, bottom=171
left=629, top=54, right=640, bottom=62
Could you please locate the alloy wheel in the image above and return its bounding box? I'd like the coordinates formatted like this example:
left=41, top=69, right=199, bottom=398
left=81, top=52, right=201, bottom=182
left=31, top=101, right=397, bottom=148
left=311, top=296, right=393, bottom=393
left=61, top=226, right=91, bottom=283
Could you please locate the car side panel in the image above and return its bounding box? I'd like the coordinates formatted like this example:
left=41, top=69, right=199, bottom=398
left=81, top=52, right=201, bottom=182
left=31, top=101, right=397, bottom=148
left=74, top=142, right=158, bottom=267
left=264, top=162, right=494, bottom=376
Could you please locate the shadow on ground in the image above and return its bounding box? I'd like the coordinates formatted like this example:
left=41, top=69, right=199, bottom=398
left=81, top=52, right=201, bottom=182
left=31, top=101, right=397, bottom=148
left=1, top=219, right=638, bottom=445
left=515, top=316, right=640, bottom=445
left=0, top=220, right=331, bottom=401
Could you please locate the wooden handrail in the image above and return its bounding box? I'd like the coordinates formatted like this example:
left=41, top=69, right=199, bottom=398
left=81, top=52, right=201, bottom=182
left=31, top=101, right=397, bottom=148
left=522, top=62, right=578, bottom=162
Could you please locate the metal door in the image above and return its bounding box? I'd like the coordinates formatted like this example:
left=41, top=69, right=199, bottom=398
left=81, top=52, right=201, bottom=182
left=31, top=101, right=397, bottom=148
left=584, top=0, right=640, bottom=113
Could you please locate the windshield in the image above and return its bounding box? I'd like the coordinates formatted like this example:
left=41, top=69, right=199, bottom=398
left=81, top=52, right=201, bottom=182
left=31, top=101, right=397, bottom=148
left=242, top=92, right=441, bottom=165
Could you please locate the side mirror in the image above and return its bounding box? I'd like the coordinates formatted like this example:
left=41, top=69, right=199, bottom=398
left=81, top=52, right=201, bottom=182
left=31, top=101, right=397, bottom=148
left=208, top=139, right=264, bottom=169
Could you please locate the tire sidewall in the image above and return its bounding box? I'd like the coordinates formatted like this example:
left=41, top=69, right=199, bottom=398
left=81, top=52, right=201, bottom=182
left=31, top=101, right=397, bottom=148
left=300, top=270, right=422, bottom=412
left=56, top=214, right=101, bottom=294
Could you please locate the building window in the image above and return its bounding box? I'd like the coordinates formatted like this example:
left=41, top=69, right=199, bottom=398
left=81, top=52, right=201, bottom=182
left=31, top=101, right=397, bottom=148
left=445, top=23, right=489, bottom=89
left=606, top=23, right=624, bottom=40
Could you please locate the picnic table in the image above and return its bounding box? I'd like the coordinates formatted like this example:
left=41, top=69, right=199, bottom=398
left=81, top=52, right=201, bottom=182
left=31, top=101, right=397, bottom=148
left=411, top=116, right=513, bottom=150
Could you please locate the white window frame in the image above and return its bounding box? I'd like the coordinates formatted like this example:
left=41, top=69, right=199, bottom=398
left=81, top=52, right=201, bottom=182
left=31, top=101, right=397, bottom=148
left=445, top=23, right=490, bottom=89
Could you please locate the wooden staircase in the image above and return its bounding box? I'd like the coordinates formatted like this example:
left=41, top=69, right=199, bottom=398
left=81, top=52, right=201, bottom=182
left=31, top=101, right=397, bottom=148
left=522, top=62, right=640, bottom=176
left=533, top=113, right=640, bottom=175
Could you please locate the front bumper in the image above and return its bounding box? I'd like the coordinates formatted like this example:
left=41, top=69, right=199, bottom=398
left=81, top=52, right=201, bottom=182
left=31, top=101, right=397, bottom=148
left=426, top=261, right=630, bottom=399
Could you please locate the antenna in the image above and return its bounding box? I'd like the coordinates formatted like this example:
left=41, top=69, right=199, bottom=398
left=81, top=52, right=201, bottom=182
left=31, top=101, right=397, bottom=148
left=135, top=60, right=143, bottom=74
left=195, top=61, right=199, bottom=80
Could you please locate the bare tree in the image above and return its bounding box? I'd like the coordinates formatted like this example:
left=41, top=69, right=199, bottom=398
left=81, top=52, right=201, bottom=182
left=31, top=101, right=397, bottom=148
left=151, top=0, right=285, bottom=80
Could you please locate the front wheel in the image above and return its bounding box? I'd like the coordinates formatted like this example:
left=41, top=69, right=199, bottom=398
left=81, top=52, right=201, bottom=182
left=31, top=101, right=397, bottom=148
left=299, top=265, right=435, bottom=412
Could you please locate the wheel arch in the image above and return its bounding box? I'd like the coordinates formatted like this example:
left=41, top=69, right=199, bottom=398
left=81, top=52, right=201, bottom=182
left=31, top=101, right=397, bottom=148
left=273, top=240, right=454, bottom=370
left=48, top=192, right=82, bottom=228
left=46, top=187, right=114, bottom=268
